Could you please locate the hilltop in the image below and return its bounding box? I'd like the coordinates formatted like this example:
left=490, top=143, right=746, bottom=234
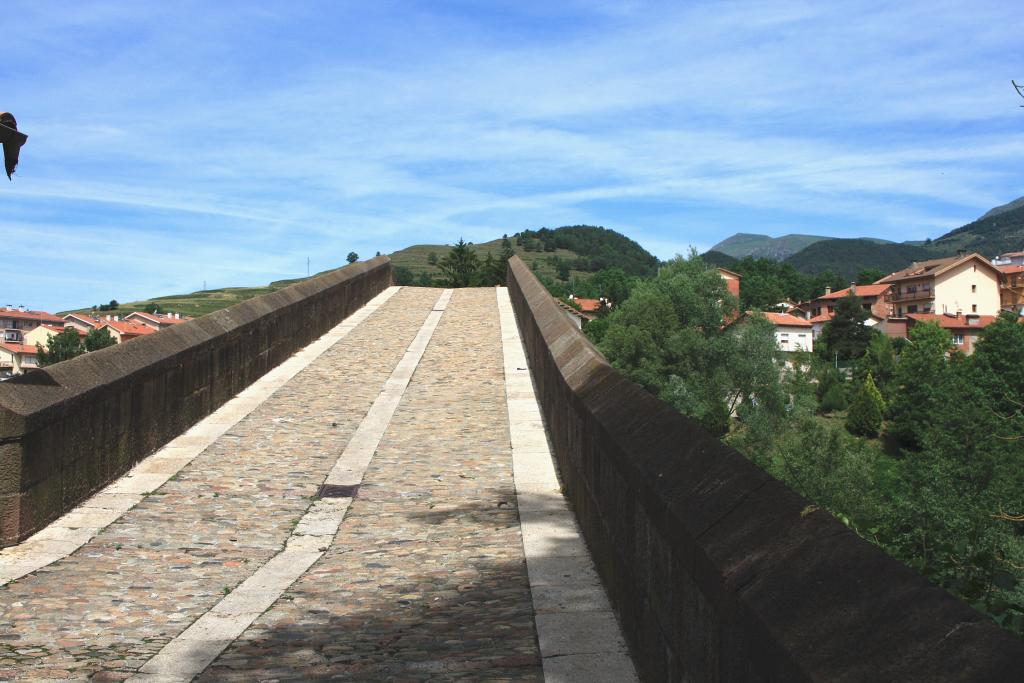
left=709, top=233, right=830, bottom=260
left=707, top=195, right=1024, bottom=278
left=389, top=225, right=658, bottom=284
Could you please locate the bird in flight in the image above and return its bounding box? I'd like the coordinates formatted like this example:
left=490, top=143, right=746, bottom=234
left=0, top=112, right=28, bottom=180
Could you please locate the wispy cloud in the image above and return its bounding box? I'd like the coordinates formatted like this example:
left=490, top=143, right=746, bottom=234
left=3, top=0, right=1022, bottom=310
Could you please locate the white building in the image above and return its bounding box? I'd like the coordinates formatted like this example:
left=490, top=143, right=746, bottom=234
left=762, top=312, right=814, bottom=353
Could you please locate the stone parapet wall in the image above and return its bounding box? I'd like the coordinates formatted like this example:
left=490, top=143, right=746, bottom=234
left=0, top=257, right=392, bottom=546
left=506, top=255, right=1024, bottom=682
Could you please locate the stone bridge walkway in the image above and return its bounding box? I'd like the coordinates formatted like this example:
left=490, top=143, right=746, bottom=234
left=0, top=287, right=636, bottom=682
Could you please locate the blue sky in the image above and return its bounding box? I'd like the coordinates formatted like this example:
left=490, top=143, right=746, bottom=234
left=3, top=0, right=1022, bottom=311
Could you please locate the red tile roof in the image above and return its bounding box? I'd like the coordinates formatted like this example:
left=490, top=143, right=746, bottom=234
left=126, top=311, right=193, bottom=325
left=997, top=264, right=1024, bottom=274
left=573, top=298, right=602, bottom=313
left=100, top=320, right=157, bottom=337
left=763, top=312, right=813, bottom=327
left=817, top=284, right=891, bottom=300
left=39, top=323, right=87, bottom=337
left=809, top=312, right=833, bottom=323
left=0, top=342, right=38, bottom=355
left=905, top=313, right=999, bottom=330
left=0, top=308, right=63, bottom=325
left=63, top=313, right=102, bottom=327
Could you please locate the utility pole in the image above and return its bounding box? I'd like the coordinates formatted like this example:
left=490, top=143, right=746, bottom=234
left=307, top=257, right=310, bottom=278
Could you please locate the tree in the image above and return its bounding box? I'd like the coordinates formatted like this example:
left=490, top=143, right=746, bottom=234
left=888, top=322, right=952, bottom=448
left=599, top=253, right=783, bottom=436
left=438, top=238, right=479, bottom=287
left=427, top=252, right=438, bottom=266
left=855, top=333, right=897, bottom=401
left=84, top=327, right=116, bottom=352
left=346, top=252, right=359, bottom=264
left=818, top=293, right=873, bottom=360
left=846, top=372, right=884, bottom=437
left=36, top=328, right=84, bottom=367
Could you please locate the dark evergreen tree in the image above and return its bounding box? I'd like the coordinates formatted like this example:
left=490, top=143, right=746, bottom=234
left=818, top=293, right=873, bottom=360
left=438, top=238, right=480, bottom=287
left=846, top=372, right=884, bottom=437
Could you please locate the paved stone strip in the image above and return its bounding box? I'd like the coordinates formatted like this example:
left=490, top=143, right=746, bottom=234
left=496, top=287, right=639, bottom=683
left=0, top=287, right=442, bottom=680
left=130, top=289, right=453, bottom=682
left=0, top=286, right=401, bottom=587
left=199, top=288, right=543, bottom=681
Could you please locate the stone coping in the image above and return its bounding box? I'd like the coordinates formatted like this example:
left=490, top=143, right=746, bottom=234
left=506, top=255, right=1024, bottom=682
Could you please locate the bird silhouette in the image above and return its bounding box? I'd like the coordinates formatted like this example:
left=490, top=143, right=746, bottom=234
left=0, top=112, right=28, bottom=180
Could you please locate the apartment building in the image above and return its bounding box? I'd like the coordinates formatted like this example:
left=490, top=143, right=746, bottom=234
left=0, top=342, right=38, bottom=377
left=878, top=253, right=1001, bottom=317
left=0, top=306, right=64, bottom=344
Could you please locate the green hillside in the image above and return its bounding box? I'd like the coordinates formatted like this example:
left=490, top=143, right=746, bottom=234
left=980, top=195, right=1024, bottom=220
left=710, top=233, right=831, bottom=260
left=59, top=272, right=339, bottom=318
left=390, top=225, right=659, bottom=284
left=784, top=239, right=934, bottom=280
left=930, top=202, right=1024, bottom=256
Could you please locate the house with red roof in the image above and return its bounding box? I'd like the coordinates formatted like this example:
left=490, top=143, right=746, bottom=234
left=877, top=253, right=1001, bottom=317
left=717, top=268, right=741, bottom=298
left=62, top=312, right=104, bottom=334
left=761, top=312, right=814, bottom=353
left=0, top=342, right=39, bottom=377
left=23, top=323, right=86, bottom=351
left=0, top=306, right=64, bottom=344
left=996, top=263, right=1024, bottom=312
left=904, top=312, right=999, bottom=355
left=125, top=311, right=193, bottom=330
left=99, top=319, right=158, bottom=344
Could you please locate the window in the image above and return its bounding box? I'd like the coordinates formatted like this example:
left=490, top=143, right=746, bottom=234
left=953, top=334, right=964, bottom=345
left=908, top=305, right=918, bottom=313
left=971, top=284, right=977, bottom=293
left=972, top=304, right=977, bottom=313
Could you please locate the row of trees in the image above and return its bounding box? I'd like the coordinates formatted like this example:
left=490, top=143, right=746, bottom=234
left=592, top=253, right=1024, bottom=636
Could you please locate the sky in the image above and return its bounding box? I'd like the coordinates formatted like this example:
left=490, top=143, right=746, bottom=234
left=3, top=0, right=1023, bottom=312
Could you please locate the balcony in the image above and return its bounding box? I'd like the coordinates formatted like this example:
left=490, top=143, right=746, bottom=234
left=887, top=288, right=933, bottom=303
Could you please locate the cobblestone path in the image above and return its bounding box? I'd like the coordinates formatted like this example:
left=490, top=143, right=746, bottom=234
left=0, top=286, right=632, bottom=681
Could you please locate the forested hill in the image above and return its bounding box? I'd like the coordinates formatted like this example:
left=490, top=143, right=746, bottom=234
left=783, top=239, right=933, bottom=280
left=514, top=225, right=658, bottom=277
left=931, top=202, right=1024, bottom=256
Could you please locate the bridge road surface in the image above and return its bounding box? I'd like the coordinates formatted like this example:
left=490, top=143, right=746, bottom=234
left=0, top=287, right=637, bottom=682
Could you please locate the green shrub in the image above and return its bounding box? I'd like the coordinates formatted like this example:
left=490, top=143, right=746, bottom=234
left=846, top=372, right=884, bottom=437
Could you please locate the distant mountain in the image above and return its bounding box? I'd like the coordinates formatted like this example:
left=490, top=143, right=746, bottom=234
left=783, top=239, right=934, bottom=281
left=710, top=233, right=831, bottom=260
left=931, top=202, right=1024, bottom=257
left=980, top=195, right=1024, bottom=220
